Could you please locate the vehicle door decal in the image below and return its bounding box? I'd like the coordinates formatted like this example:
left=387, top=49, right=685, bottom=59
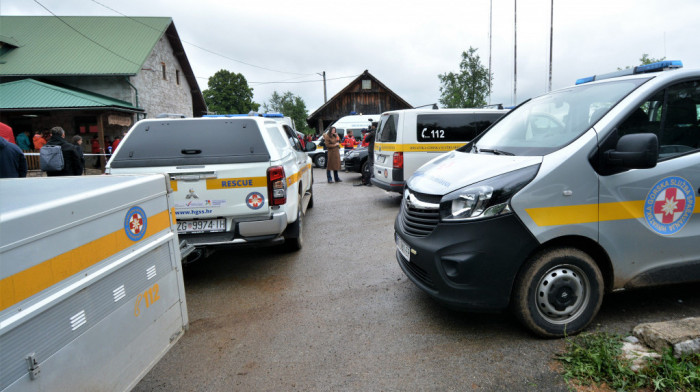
left=374, top=142, right=465, bottom=153
left=527, top=197, right=699, bottom=227
left=644, top=176, right=695, bottom=235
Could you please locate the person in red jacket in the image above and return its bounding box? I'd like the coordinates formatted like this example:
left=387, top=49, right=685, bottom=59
left=342, top=131, right=358, bottom=150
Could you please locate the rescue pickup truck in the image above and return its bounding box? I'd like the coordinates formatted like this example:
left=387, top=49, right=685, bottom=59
left=106, top=115, right=316, bottom=260
left=0, top=174, right=188, bottom=391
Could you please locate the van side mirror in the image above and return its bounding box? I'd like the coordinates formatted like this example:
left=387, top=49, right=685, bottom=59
left=604, top=133, right=658, bottom=169
left=305, top=141, right=317, bottom=152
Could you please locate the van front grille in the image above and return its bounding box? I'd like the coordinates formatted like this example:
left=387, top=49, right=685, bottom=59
left=401, top=190, right=440, bottom=237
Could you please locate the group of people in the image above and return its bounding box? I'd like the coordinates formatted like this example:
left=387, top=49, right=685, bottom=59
left=323, top=124, right=376, bottom=184
left=0, top=125, right=86, bottom=178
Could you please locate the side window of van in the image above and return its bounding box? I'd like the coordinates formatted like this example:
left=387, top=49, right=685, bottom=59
left=267, top=124, right=290, bottom=151
left=617, top=80, right=700, bottom=160
left=281, top=125, right=302, bottom=151
left=416, top=114, right=478, bottom=142
left=377, top=114, right=398, bottom=142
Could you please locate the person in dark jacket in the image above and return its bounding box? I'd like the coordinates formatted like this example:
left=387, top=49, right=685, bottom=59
left=45, top=126, right=82, bottom=176
left=0, top=136, right=28, bottom=178
left=71, top=135, right=85, bottom=175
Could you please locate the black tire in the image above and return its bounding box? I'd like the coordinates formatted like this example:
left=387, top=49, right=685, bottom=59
left=307, top=183, right=314, bottom=209
left=314, top=154, right=327, bottom=168
left=361, top=160, right=370, bottom=178
left=512, top=247, right=604, bottom=338
left=284, top=200, right=303, bottom=251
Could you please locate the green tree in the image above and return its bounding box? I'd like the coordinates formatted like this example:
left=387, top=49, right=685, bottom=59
left=438, top=47, right=491, bottom=108
left=263, top=91, right=313, bottom=134
left=619, top=54, right=667, bottom=70
left=203, top=70, right=260, bottom=114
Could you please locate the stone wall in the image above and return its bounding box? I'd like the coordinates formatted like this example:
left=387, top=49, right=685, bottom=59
left=131, top=35, right=194, bottom=118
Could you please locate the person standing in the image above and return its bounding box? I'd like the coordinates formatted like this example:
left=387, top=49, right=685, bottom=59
left=33, top=130, right=47, bottom=150
left=44, top=127, right=81, bottom=176
left=16, top=131, right=32, bottom=151
left=71, top=135, right=85, bottom=175
left=323, top=127, right=342, bottom=183
left=0, top=136, right=28, bottom=178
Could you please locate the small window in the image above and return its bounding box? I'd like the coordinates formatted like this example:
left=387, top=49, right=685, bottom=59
left=362, top=80, right=371, bottom=90
left=161, top=62, right=167, bottom=80
left=377, top=114, right=399, bottom=142
left=416, top=113, right=480, bottom=143
left=176, top=70, right=180, bottom=85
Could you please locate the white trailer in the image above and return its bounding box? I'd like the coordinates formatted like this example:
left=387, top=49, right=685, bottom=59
left=0, top=174, right=188, bottom=392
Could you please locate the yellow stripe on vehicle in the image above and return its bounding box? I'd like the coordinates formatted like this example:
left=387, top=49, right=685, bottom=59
left=170, top=180, right=178, bottom=192
left=287, top=163, right=312, bottom=186
left=0, top=210, right=172, bottom=312
left=374, top=142, right=466, bottom=153
left=526, top=200, right=700, bottom=227
left=206, top=177, right=267, bottom=189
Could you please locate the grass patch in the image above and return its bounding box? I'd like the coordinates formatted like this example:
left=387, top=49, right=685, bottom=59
left=557, top=332, right=700, bottom=391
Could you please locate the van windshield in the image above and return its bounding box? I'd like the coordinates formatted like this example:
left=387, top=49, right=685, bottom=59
left=472, top=78, right=649, bottom=156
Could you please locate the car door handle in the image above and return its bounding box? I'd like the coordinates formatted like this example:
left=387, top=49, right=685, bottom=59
left=181, top=149, right=201, bottom=155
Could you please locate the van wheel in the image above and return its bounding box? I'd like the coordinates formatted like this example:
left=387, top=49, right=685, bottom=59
left=512, top=247, right=603, bottom=338
left=314, top=154, right=327, bottom=168
left=284, top=201, right=303, bottom=251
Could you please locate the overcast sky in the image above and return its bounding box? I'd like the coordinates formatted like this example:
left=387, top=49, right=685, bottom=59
left=3, top=0, right=700, bottom=114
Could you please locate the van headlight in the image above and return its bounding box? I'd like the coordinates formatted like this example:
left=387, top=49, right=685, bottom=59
left=439, top=165, right=540, bottom=221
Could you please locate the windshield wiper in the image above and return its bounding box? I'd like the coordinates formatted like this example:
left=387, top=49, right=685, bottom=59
left=478, top=148, right=514, bottom=156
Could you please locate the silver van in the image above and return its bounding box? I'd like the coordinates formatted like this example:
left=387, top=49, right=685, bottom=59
left=394, top=61, right=699, bottom=337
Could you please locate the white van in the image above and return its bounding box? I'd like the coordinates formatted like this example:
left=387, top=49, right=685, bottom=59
left=331, top=114, right=378, bottom=141
left=372, top=108, right=508, bottom=192
left=394, top=61, right=700, bottom=337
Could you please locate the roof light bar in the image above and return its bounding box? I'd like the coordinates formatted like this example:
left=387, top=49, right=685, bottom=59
left=575, top=60, right=683, bottom=85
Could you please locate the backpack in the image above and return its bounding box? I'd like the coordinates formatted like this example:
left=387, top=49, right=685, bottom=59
left=40, top=144, right=65, bottom=171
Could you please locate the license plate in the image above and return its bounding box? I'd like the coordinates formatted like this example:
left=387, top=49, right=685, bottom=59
left=177, top=219, right=226, bottom=234
left=396, top=234, right=411, bottom=261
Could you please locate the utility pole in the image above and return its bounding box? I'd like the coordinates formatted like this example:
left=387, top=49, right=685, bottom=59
left=318, top=71, right=327, bottom=103
left=548, top=0, right=554, bottom=92
left=514, top=0, right=517, bottom=105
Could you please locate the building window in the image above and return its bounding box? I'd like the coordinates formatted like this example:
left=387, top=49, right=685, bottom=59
left=362, top=80, right=371, bottom=90
left=161, top=62, right=167, bottom=80
left=176, top=70, right=180, bottom=85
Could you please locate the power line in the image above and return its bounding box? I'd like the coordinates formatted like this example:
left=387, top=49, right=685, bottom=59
left=89, top=0, right=317, bottom=77
left=33, top=0, right=142, bottom=67
left=249, top=74, right=359, bottom=85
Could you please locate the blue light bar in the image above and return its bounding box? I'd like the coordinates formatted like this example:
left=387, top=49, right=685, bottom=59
left=575, top=60, right=683, bottom=85
left=202, top=114, right=248, bottom=117
left=262, top=113, right=284, bottom=118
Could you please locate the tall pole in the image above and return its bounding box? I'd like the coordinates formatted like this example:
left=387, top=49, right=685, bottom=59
left=514, top=0, right=517, bottom=105
left=488, top=0, right=493, bottom=105
left=322, top=71, right=327, bottom=103
left=548, top=0, right=554, bottom=92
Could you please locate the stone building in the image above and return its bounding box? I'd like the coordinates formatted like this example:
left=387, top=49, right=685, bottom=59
left=0, top=16, right=206, bottom=168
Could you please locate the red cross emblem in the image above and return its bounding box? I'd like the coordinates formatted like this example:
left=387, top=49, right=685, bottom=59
left=129, top=212, right=144, bottom=234
left=653, top=187, right=686, bottom=224
left=246, top=192, right=264, bottom=209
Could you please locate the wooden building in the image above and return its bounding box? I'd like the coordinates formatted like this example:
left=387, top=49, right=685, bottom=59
left=307, top=70, right=412, bottom=134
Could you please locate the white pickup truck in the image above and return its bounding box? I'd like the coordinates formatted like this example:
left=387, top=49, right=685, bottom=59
left=107, top=116, right=316, bottom=260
